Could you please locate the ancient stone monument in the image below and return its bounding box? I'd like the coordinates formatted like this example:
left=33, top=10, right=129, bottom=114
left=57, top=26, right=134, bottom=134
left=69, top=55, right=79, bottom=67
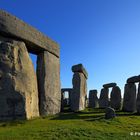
left=123, top=76, right=139, bottom=112
left=0, top=10, right=61, bottom=120
left=61, top=88, right=73, bottom=111
left=71, top=64, right=88, bottom=111
left=137, top=82, right=140, bottom=114
left=88, top=90, right=98, bottom=108
left=99, top=83, right=121, bottom=110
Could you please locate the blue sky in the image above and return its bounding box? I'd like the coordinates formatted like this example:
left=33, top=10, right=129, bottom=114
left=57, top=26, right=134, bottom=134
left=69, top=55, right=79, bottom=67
left=1, top=0, right=140, bottom=97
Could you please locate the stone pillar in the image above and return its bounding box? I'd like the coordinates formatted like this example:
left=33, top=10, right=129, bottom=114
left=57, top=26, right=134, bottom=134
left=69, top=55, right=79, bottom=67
left=122, top=83, right=136, bottom=112
left=37, top=51, right=61, bottom=116
left=136, top=83, right=140, bottom=114
left=88, top=90, right=98, bottom=108
left=99, top=88, right=109, bottom=108
left=0, top=40, right=39, bottom=120
left=71, top=64, right=88, bottom=111
left=61, top=90, right=65, bottom=112
left=110, top=86, right=122, bottom=110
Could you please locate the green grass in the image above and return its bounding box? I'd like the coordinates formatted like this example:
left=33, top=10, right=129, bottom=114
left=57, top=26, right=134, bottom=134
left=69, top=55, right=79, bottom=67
left=0, top=108, right=140, bottom=140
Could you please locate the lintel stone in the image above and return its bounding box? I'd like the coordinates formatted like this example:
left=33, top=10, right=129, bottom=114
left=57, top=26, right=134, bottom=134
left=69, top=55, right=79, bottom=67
left=72, top=64, right=88, bottom=79
left=0, top=10, right=59, bottom=57
left=127, top=75, right=140, bottom=83
left=103, top=83, right=117, bottom=88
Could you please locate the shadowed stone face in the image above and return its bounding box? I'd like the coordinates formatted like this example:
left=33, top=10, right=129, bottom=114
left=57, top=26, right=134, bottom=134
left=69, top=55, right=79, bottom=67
left=127, top=76, right=140, bottom=83
left=123, top=83, right=136, bottom=112
left=110, top=86, right=122, bottom=110
left=136, top=83, right=140, bottom=113
left=0, top=40, right=39, bottom=120
left=103, top=83, right=117, bottom=88
left=88, top=90, right=98, bottom=108
left=37, top=51, right=61, bottom=115
left=99, top=88, right=109, bottom=108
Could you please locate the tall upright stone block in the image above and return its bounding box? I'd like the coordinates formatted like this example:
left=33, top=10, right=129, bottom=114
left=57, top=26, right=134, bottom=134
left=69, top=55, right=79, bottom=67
left=136, top=83, right=140, bottom=114
left=71, top=64, right=88, bottom=111
left=88, top=90, right=98, bottom=108
left=37, top=51, right=61, bottom=115
left=99, top=88, right=109, bottom=108
left=110, top=86, right=121, bottom=110
left=123, top=83, right=136, bottom=112
left=0, top=40, right=39, bottom=120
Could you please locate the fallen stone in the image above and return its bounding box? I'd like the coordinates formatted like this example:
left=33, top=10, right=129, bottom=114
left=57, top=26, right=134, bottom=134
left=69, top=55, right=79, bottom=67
left=105, top=107, right=116, bottom=119
left=0, top=40, right=39, bottom=120
left=103, top=83, right=117, bottom=88
left=72, top=64, right=88, bottom=79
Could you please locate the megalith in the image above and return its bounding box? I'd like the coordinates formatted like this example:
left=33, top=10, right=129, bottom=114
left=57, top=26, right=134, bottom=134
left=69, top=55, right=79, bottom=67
left=136, top=82, right=140, bottom=114
left=122, top=83, right=136, bottom=112
left=0, top=40, right=39, bottom=120
left=71, top=64, right=88, bottom=111
left=110, top=86, right=122, bottom=110
left=99, top=88, right=109, bottom=108
left=88, top=90, right=98, bottom=108
left=37, top=51, right=61, bottom=115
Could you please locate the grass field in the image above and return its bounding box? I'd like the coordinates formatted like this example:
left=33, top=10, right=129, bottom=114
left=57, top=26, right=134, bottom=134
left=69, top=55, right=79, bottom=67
left=0, top=108, right=140, bottom=140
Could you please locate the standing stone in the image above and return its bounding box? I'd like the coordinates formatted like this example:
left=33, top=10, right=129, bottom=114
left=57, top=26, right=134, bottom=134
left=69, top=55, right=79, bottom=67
left=105, top=107, right=116, bottom=119
left=122, top=83, right=136, bottom=112
left=0, top=40, right=39, bottom=120
left=136, top=83, right=140, bottom=114
left=71, top=72, right=87, bottom=111
left=110, top=86, right=122, bottom=110
left=88, top=90, right=98, bottom=108
left=37, top=51, right=61, bottom=116
left=61, top=91, right=65, bottom=112
left=99, top=88, right=109, bottom=108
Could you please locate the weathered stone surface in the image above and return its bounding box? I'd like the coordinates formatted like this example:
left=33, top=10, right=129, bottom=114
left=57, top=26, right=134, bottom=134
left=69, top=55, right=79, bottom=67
left=103, top=83, right=117, bottom=88
left=122, top=83, right=136, bottom=112
left=0, top=10, right=59, bottom=57
left=136, top=83, right=140, bottom=113
left=72, top=64, right=88, bottom=79
left=110, top=86, right=122, bottom=110
left=0, top=40, right=39, bottom=120
left=127, top=75, right=140, bottom=83
left=88, top=90, right=98, bottom=108
left=105, top=107, right=116, bottom=119
left=99, top=88, right=109, bottom=108
left=71, top=72, right=87, bottom=111
left=37, top=51, right=61, bottom=115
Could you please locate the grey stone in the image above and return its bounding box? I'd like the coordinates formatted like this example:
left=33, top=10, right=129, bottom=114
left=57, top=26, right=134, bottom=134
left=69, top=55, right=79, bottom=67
left=136, top=83, right=140, bottom=114
left=103, top=83, right=117, bottom=88
left=127, top=76, right=140, bottom=83
left=105, top=107, right=116, bottom=119
left=110, top=86, right=122, bottom=110
left=0, top=40, right=39, bottom=120
left=122, top=83, right=136, bottom=112
left=37, top=51, right=61, bottom=115
left=72, top=64, right=88, bottom=79
left=88, top=90, right=98, bottom=108
left=99, top=88, right=109, bottom=108
left=71, top=72, right=87, bottom=111
left=0, top=10, right=59, bottom=57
